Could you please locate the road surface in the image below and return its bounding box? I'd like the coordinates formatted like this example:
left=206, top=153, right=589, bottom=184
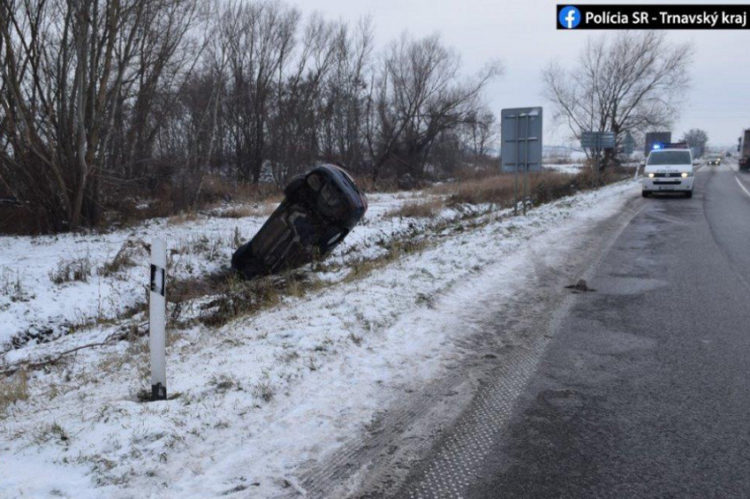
left=390, top=163, right=750, bottom=498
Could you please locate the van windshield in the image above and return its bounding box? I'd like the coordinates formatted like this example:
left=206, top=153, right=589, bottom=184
left=648, top=150, right=691, bottom=165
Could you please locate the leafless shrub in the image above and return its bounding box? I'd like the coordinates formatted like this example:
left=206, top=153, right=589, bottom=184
left=49, top=257, right=92, bottom=284
left=530, top=173, right=579, bottom=205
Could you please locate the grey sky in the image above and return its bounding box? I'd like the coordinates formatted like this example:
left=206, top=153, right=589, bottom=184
left=288, top=0, right=750, bottom=148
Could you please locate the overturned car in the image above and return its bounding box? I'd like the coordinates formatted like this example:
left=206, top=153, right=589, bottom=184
left=231, top=164, right=367, bottom=279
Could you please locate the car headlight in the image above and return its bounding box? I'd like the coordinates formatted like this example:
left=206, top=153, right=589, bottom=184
left=648, top=173, right=655, bottom=178
left=681, top=172, right=689, bottom=178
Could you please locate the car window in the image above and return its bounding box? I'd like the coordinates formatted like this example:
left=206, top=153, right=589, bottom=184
left=306, top=173, right=323, bottom=191
left=647, top=151, right=691, bottom=165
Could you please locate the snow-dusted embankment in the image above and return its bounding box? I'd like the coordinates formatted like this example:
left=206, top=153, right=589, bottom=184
left=0, top=180, right=639, bottom=497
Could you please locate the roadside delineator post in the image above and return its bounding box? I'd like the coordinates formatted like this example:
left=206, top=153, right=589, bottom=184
left=149, top=239, right=167, bottom=401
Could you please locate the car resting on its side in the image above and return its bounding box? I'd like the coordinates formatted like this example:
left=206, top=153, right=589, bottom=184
left=231, top=164, right=368, bottom=279
left=642, top=148, right=695, bottom=198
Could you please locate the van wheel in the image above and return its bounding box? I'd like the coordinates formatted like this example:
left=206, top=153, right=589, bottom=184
left=642, top=190, right=651, bottom=198
left=685, top=191, right=693, bottom=198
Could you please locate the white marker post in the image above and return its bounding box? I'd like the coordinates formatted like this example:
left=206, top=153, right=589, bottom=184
left=149, top=239, right=167, bottom=401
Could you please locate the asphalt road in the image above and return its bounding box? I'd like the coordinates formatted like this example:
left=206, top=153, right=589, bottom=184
left=465, top=165, right=750, bottom=498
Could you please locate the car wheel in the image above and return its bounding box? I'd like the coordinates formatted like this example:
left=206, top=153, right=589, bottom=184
left=642, top=190, right=651, bottom=198
left=685, top=190, right=693, bottom=198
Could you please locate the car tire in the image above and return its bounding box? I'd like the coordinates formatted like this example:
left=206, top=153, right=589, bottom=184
left=685, top=190, right=693, bottom=198
left=642, top=190, right=651, bottom=198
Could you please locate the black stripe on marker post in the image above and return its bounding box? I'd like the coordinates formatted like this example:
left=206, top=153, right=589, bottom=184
left=150, top=264, right=165, bottom=296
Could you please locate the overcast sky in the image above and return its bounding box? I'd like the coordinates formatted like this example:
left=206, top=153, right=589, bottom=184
left=286, top=0, right=750, bottom=148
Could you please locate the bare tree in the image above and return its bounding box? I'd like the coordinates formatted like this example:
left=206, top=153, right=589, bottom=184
left=366, top=34, right=501, bottom=181
left=462, top=109, right=497, bottom=158
left=218, top=0, right=298, bottom=183
left=267, top=13, right=339, bottom=184
left=543, top=32, right=692, bottom=165
left=316, top=18, right=373, bottom=172
left=682, top=128, right=708, bottom=158
left=0, top=0, right=200, bottom=230
left=0, top=0, right=505, bottom=232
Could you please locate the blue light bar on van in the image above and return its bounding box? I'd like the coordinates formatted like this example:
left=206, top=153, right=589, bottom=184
left=652, top=143, right=662, bottom=150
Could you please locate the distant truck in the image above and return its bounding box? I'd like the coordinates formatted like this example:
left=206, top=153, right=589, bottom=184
left=738, top=129, right=750, bottom=171
left=644, top=132, right=672, bottom=156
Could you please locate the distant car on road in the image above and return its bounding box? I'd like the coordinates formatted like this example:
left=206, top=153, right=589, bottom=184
left=706, top=156, right=722, bottom=166
left=232, top=164, right=367, bottom=279
left=642, top=148, right=695, bottom=198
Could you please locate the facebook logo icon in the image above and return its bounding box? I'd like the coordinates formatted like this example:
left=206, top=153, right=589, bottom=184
left=559, top=6, right=581, bottom=29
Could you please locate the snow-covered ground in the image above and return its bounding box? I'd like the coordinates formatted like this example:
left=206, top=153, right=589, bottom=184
left=0, top=191, right=456, bottom=350
left=0, top=179, right=640, bottom=497
left=544, top=162, right=585, bottom=175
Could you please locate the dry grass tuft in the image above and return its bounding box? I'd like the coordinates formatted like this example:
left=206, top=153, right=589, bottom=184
left=216, top=206, right=254, bottom=218
left=213, top=202, right=278, bottom=219
left=1, top=269, right=31, bottom=302
left=167, top=211, right=198, bottom=225
left=430, top=174, right=517, bottom=206
left=428, top=169, right=626, bottom=207
left=99, top=238, right=148, bottom=277
left=344, top=238, right=428, bottom=282
left=49, top=256, right=92, bottom=284
left=34, top=422, right=69, bottom=444
left=385, top=198, right=444, bottom=219
left=168, top=270, right=323, bottom=328
left=1, top=370, right=29, bottom=412
left=200, top=175, right=282, bottom=205
left=252, top=380, right=274, bottom=402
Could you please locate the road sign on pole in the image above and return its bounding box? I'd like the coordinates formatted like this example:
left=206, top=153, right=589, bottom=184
left=149, top=239, right=167, bottom=401
left=581, top=131, right=615, bottom=150
left=501, top=107, right=543, bottom=215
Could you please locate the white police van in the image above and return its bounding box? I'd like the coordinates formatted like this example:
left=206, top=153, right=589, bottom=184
left=642, top=148, right=695, bottom=198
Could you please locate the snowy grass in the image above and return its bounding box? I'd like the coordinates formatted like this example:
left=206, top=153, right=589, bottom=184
left=0, top=370, right=28, bottom=411
left=384, top=198, right=445, bottom=218
left=0, top=178, right=640, bottom=497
